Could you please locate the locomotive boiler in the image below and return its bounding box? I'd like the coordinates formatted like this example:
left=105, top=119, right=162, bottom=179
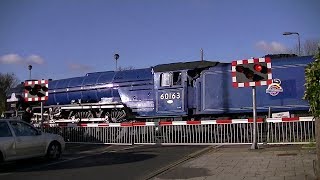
left=5, top=55, right=314, bottom=123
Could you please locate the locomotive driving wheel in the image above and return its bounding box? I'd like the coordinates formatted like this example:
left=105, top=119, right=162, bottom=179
left=105, top=109, right=126, bottom=123
left=75, top=111, right=94, bottom=119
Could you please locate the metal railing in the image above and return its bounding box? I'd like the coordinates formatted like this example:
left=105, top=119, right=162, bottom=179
left=42, top=125, right=132, bottom=145
left=35, top=117, right=315, bottom=145
left=146, top=123, right=264, bottom=145
left=266, top=117, right=315, bottom=144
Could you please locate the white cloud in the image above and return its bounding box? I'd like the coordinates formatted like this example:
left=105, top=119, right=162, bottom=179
left=26, top=55, right=44, bottom=65
left=0, top=53, right=45, bottom=65
left=0, top=54, right=23, bottom=64
left=256, top=41, right=287, bottom=53
left=68, top=63, right=92, bottom=72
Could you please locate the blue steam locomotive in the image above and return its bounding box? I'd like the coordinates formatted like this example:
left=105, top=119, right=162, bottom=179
left=5, top=55, right=314, bottom=123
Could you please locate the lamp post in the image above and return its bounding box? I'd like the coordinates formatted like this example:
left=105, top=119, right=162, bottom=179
left=283, top=32, right=301, bottom=56
left=114, top=54, right=119, bottom=71
left=200, top=48, right=204, bottom=61
left=28, top=65, right=32, bottom=79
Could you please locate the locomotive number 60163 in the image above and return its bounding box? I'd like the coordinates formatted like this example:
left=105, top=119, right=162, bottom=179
left=159, top=92, right=181, bottom=100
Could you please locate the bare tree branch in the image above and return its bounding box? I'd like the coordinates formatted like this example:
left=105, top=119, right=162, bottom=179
left=0, top=73, right=19, bottom=114
left=290, top=39, right=320, bottom=56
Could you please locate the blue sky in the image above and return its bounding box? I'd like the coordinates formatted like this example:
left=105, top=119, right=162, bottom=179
left=0, top=0, right=319, bottom=81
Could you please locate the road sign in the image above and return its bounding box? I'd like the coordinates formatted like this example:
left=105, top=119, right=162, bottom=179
left=232, top=57, right=272, bottom=88
left=24, top=80, right=49, bottom=102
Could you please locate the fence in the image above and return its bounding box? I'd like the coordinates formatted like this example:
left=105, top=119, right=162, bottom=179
left=266, top=117, right=315, bottom=144
left=37, top=117, right=315, bottom=145
left=40, top=123, right=133, bottom=145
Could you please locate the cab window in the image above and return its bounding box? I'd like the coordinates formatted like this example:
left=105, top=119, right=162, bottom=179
left=172, top=72, right=182, bottom=85
left=160, top=73, right=171, bottom=87
left=160, top=72, right=182, bottom=87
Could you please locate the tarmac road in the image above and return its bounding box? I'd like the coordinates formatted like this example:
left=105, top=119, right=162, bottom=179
left=0, top=144, right=208, bottom=180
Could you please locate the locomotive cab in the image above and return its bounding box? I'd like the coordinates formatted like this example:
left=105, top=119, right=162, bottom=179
left=153, top=61, right=218, bottom=119
left=154, top=70, right=187, bottom=117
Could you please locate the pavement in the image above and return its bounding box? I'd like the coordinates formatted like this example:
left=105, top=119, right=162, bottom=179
left=153, top=144, right=317, bottom=180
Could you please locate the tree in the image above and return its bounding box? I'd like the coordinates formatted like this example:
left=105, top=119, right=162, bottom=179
left=117, top=66, right=135, bottom=71
left=290, top=39, right=320, bottom=56
left=0, top=73, right=19, bottom=115
left=304, top=48, right=320, bottom=177
left=303, top=39, right=320, bottom=56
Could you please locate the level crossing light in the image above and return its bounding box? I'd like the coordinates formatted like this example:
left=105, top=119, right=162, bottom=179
left=283, top=32, right=301, bottom=56
left=235, top=63, right=268, bottom=83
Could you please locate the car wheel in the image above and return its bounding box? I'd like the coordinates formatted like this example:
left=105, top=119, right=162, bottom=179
left=46, top=141, right=61, bottom=160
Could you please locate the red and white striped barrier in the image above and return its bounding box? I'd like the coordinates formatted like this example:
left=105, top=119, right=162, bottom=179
left=157, top=118, right=264, bottom=126
left=34, top=117, right=314, bottom=128
left=266, top=117, right=314, bottom=122
left=35, top=118, right=265, bottom=127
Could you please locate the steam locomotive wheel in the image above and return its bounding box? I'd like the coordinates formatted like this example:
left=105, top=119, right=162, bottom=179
left=106, top=109, right=126, bottom=123
left=75, top=111, right=94, bottom=120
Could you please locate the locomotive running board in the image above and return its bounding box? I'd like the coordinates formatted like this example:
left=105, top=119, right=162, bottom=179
left=53, top=118, right=107, bottom=123
left=60, top=104, right=124, bottom=110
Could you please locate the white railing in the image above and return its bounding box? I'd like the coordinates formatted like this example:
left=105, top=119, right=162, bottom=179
left=35, top=117, right=315, bottom=145
left=266, top=117, right=315, bottom=144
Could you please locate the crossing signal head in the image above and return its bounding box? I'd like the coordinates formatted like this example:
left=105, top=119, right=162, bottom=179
left=235, top=63, right=269, bottom=83
left=24, top=80, right=48, bottom=101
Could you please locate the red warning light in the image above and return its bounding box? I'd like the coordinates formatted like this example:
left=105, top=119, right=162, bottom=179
left=254, top=64, right=262, bottom=72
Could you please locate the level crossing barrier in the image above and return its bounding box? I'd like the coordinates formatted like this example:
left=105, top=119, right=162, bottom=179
left=133, top=119, right=265, bottom=145
left=35, top=118, right=266, bottom=145
left=34, top=117, right=315, bottom=145
left=37, top=123, right=133, bottom=145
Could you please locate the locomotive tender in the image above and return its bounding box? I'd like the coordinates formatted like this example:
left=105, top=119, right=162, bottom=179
left=6, top=55, right=314, bottom=123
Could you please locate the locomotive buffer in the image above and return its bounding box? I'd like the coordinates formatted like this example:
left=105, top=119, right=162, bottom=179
left=231, top=58, right=272, bottom=149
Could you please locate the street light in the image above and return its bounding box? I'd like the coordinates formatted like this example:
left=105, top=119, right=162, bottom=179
left=283, top=32, right=301, bottom=56
left=114, top=54, right=119, bottom=71
left=28, top=65, right=32, bottom=80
